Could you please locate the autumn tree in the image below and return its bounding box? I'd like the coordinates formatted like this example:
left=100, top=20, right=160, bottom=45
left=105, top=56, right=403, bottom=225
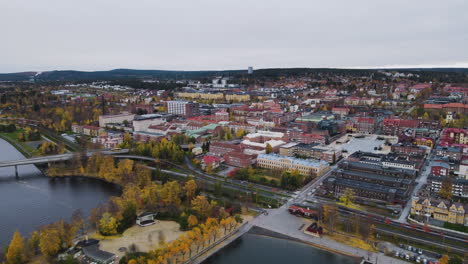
left=187, top=215, right=199, bottom=228
left=265, top=143, right=273, bottom=154
left=322, top=204, right=338, bottom=233
left=99, top=212, right=118, bottom=236
left=439, top=254, right=449, bottom=264
left=340, top=188, right=356, bottom=205
left=38, top=228, right=61, bottom=257
left=191, top=195, right=212, bottom=220
left=5, top=231, right=26, bottom=264
left=184, top=180, right=197, bottom=202
left=439, top=179, right=453, bottom=200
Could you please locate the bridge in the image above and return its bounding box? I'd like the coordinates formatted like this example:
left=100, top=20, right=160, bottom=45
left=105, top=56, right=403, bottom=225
left=0, top=149, right=129, bottom=177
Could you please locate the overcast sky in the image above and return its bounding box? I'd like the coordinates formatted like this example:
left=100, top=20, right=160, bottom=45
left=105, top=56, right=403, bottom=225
left=1, top=0, right=468, bottom=73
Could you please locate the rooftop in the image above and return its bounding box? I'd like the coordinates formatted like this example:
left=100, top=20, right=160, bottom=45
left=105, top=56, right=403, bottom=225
left=257, top=153, right=328, bottom=168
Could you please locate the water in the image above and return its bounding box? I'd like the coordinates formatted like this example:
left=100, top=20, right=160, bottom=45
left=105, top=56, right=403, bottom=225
left=0, top=138, right=120, bottom=247
left=203, top=233, right=358, bottom=264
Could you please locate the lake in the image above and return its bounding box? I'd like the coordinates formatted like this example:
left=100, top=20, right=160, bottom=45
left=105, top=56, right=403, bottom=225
left=0, top=138, right=120, bottom=247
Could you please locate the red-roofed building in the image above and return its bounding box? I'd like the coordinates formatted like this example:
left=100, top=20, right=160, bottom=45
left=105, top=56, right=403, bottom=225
left=382, top=119, right=419, bottom=136
left=202, top=155, right=222, bottom=169
left=352, top=116, right=377, bottom=134
left=424, top=103, right=468, bottom=114
left=209, top=142, right=243, bottom=156
left=332, top=107, right=350, bottom=117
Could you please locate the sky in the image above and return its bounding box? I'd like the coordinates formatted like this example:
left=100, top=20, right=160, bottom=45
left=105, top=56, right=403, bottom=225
left=1, top=0, right=468, bottom=73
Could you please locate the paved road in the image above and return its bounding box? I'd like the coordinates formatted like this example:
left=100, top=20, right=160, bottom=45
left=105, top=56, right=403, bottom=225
left=397, top=136, right=439, bottom=223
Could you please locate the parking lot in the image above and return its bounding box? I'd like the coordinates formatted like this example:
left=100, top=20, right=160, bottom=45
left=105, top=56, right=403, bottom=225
left=386, top=243, right=441, bottom=264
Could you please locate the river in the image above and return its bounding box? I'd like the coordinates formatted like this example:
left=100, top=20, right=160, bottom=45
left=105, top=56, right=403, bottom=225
left=1, top=138, right=358, bottom=263
left=0, top=138, right=120, bottom=248
left=203, top=233, right=358, bottom=264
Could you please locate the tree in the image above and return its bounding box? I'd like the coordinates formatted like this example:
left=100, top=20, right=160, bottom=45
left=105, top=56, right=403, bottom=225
left=39, top=228, right=61, bottom=257
left=368, top=224, right=376, bottom=243
left=118, top=202, right=137, bottom=233
left=5, top=231, right=26, bottom=264
left=422, top=112, right=430, bottom=120
left=99, top=213, right=118, bottom=236
left=188, top=215, right=199, bottom=228
left=439, top=178, right=453, bottom=200
left=339, top=188, right=356, bottom=205
left=191, top=195, right=212, bottom=219
left=439, top=254, right=449, bottom=264
left=322, top=204, right=338, bottom=233
left=265, top=143, right=273, bottom=154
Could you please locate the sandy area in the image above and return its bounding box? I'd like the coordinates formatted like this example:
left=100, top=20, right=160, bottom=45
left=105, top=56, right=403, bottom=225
left=99, top=220, right=185, bottom=256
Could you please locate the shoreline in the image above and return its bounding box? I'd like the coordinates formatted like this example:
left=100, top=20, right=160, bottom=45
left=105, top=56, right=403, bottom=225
left=248, top=226, right=362, bottom=263
left=0, top=134, right=32, bottom=158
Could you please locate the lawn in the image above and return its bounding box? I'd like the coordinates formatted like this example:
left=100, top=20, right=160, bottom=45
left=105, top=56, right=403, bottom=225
left=0, top=129, right=42, bottom=157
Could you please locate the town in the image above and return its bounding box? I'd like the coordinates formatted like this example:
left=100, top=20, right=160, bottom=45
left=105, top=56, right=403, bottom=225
left=0, top=67, right=467, bottom=264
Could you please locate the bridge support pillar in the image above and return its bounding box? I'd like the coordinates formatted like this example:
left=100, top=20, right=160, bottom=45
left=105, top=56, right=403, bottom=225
left=14, top=165, right=18, bottom=178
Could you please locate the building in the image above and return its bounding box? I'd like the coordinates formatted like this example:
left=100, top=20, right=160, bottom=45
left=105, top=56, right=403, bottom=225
left=435, top=146, right=463, bottom=161
left=279, top=142, right=342, bottom=164
left=279, top=142, right=299, bottom=156
left=166, top=101, right=200, bottom=117
left=430, top=162, right=450, bottom=177
left=241, top=131, right=287, bottom=155
left=209, top=142, right=243, bottom=156
left=411, top=198, right=468, bottom=226
left=72, top=125, right=104, bottom=137
left=391, top=143, right=428, bottom=156
left=248, top=66, right=253, bottom=74
left=99, top=112, right=135, bottom=127
left=133, top=131, right=165, bottom=142
left=332, top=107, right=350, bottom=118
left=223, top=152, right=255, bottom=167
left=352, top=116, right=377, bottom=134
left=256, top=153, right=329, bottom=176
left=427, top=176, right=468, bottom=197
left=92, top=132, right=123, bottom=149
left=132, top=113, right=173, bottom=132
left=439, top=128, right=468, bottom=147
left=202, top=155, right=222, bottom=170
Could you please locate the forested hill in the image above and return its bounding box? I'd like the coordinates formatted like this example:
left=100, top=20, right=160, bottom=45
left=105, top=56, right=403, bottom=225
left=0, top=67, right=467, bottom=82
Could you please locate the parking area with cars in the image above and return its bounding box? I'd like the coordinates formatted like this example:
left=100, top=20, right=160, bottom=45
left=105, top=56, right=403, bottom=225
left=393, top=244, right=441, bottom=264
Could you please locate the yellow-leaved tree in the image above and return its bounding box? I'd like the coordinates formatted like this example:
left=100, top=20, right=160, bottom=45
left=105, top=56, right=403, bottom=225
left=5, top=230, right=26, bottom=264
left=99, top=212, right=118, bottom=236
left=187, top=215, right=199, bottom=228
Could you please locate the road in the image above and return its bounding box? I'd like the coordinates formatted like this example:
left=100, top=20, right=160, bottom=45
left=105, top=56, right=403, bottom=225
left=397, top=136, right=439, bottom=223
left=183, top=156, right=290, bottom=201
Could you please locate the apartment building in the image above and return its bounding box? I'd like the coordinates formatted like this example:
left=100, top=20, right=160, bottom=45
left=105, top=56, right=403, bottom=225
left=411, top=198, right=468, bottom=226
left=256, top=153, right=329, bottom=176
left=166, top=101, right=200, bottom=117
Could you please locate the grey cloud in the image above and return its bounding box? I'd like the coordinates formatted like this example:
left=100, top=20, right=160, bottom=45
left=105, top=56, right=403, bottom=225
left=1, top=0, right=467, bottom=72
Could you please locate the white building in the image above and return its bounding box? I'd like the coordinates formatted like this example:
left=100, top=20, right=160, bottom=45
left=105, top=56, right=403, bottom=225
left=99, top=112, right=135, bottom=127
left=166, top=101, right=199, bottom=117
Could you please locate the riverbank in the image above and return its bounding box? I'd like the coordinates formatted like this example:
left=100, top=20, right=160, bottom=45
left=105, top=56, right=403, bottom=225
left=0, top=133, right=33, bottom=158
left=249, top=226, right=362, bottom=262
